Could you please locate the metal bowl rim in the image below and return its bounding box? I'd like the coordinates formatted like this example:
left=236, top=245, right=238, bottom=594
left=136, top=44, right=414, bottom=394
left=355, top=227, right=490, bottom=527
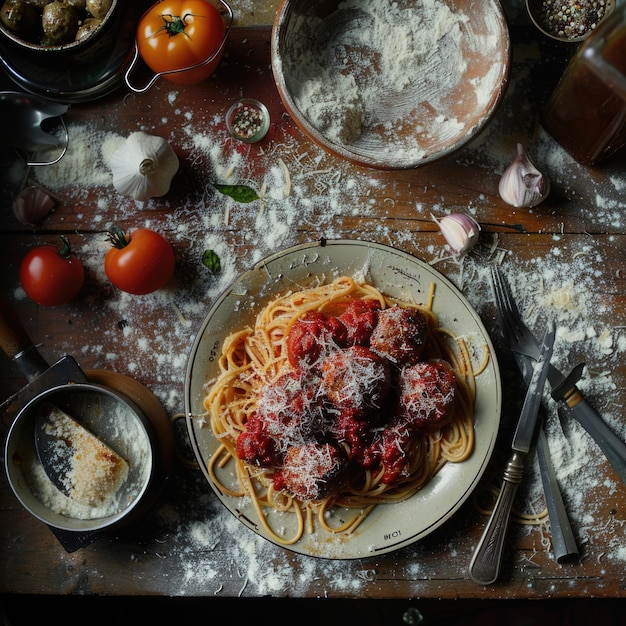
left=4, top=381, right=156, bottom=533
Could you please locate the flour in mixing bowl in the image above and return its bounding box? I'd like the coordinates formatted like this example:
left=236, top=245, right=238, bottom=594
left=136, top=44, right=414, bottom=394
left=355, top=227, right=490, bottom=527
left=285, top=0, right=468, bottom=152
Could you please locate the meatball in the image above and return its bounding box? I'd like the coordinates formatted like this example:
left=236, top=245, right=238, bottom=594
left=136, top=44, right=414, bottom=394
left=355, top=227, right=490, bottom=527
left=236, top=414, right=276, bottom=467
left=286, top=311, right=346, bottom=369
left=0, top=0, right=39, bottom=37
left=273, top=442, right=347, bottom=500
left=41, top=1, right=78, bottom=45
left=369, top=305, right=430, bottom=366
left=374, top=422, right=415, bottom=483
left=397, top=360, right=456, bottom=430
left=256, top=370, right=325, bottom=444
left=321, top=345, right=391, bottom=414
left=338, top=298, right=381, bottom=346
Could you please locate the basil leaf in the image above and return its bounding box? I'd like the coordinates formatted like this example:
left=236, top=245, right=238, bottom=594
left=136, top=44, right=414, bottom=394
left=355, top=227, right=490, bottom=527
left=202, top=249, right=221, bottom=273
left=213, top=183, right=259, bottom=203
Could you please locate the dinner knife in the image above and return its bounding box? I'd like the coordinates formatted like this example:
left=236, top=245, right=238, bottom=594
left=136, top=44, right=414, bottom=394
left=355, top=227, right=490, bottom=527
left=468, top=322, right=555, bottom=585
left=536, top=424, right=580, bottom=563
left=507, top=324, right=626, bottom=485
left=507, top=339, right=579, bottom=564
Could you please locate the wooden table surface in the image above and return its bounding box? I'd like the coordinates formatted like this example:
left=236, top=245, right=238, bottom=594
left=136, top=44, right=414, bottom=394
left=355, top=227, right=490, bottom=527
left=2, top=0, right=626, bottom=601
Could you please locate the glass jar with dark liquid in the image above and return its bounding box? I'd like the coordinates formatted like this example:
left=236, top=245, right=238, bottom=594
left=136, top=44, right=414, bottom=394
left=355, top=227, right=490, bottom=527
left=542, top=6, right=626, bottom=165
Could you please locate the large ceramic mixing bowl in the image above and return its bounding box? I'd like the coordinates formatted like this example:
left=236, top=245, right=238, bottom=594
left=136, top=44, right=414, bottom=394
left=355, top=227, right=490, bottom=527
left=271, top=0, right=511, bottom=169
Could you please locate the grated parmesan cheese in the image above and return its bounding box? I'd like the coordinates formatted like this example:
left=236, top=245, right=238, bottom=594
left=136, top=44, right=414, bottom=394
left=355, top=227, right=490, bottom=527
left=39, top=405, right=129, bottom=507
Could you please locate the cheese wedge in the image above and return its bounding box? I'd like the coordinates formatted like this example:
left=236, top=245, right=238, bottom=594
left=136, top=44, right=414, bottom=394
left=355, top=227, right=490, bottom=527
left=39, top=405, right=130, bottom=507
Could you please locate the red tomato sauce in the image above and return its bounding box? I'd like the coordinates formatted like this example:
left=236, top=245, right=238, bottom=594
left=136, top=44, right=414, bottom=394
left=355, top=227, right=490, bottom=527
left=236, top=301, right=456, bottom=500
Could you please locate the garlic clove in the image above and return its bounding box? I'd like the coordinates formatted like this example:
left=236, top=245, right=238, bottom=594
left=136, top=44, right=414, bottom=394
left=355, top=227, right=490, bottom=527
left=432, top=212, right=481, bottom=257
left=13, top=185, right=56, bottom=225
left=499, top=143, right=550, bottom=208
left=110, top=131, right=179, bottom=202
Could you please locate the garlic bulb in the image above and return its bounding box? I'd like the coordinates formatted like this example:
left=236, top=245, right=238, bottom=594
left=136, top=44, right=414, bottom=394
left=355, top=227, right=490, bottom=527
left=13, top=186, right=55, bottom=225
left=432, top=213, right=481, bottom=257
left=110, top=131, right=179, bottom=202
left=499, top=143, right=550, bottom=208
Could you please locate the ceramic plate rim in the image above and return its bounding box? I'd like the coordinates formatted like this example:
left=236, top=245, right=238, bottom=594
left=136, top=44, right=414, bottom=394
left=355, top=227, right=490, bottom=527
left=185, top=239, right=502, bottom=559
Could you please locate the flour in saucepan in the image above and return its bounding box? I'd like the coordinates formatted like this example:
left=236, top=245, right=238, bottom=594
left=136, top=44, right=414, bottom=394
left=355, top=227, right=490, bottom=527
left=24, top=401, right=150, bottom=520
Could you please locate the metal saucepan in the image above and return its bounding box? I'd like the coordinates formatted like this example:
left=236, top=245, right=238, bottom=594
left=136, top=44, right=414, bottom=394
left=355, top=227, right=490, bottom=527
left=0, top=0, right=121, bottom=63
left=0, top=91, right=69, bottom=166
left=0, top=295, right=174, bottom=550
left=6, top=382, right=157, bottom=532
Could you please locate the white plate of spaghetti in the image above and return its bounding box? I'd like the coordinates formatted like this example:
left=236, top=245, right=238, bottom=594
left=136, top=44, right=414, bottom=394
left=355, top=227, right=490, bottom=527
left=185, top=240, right=501, bottom=558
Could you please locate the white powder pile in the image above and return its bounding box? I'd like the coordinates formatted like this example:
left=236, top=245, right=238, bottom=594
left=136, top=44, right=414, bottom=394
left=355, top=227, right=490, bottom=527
left=24, top=399, right=150, bottom=520
left=39, top=404, right=129, bottom=508
left=284, top=0, right=468, bottom=153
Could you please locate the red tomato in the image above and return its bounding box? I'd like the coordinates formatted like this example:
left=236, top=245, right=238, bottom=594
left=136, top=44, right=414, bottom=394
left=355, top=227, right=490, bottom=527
left=104, top=228, right=175, bottom=295
left=137, top=0, right=227, bottom=85
left=19, top=237, right=85, bottom=306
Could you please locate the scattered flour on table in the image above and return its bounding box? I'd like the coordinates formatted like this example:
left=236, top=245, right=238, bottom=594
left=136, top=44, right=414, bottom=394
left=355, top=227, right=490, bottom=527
left=22, top=103, right=386, bottom=418
left=460, top=246, right=626, bottom=557
left=141, top=489, right=371, bottom=596
left=16, top=60, right=626, bottom=586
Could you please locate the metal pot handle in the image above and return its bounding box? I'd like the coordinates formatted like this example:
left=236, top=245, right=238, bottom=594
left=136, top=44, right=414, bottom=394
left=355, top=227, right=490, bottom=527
left=0, top=294, right=49, bottom=379
left=19, top=115, right=69, bottom=167
left=124, top=0, right=233, bottom=94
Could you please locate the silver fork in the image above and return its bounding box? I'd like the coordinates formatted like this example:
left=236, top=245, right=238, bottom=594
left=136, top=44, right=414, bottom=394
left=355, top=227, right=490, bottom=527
left=490, top=265, right=579, bottom=564
left=492, top=266, right=626, bottom=486
left=490, top=266, right=538, bottom=358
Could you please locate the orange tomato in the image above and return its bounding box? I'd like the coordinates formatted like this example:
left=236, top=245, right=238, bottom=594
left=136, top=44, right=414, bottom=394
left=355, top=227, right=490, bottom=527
left=104, top=228, right=175, bottom=295
left=137, top=0, right=227, bottom=85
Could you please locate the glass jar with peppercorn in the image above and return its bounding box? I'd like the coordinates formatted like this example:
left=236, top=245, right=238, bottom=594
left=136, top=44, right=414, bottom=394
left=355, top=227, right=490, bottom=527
left=541, top=5, right=626, bottom=164
left=226, top=98, right=270, bottom=143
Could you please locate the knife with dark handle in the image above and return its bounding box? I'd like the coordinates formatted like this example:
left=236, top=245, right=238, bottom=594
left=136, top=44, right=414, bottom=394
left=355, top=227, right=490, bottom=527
left=469, top=322, right=555, bottom=585
left=512, top=333, right=626, bottom=484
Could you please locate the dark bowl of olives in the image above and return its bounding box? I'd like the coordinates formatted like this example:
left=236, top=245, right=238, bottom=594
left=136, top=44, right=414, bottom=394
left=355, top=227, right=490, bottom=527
left=0, top=0, right=120, bottom=63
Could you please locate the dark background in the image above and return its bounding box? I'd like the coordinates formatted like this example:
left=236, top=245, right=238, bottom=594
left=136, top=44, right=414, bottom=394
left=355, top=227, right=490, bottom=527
left=1, top=596, right=626, bottom=625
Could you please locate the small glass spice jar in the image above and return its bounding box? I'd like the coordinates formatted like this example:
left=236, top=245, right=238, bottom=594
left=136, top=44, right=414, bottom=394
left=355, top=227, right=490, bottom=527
left=226, top=98, right=270, bottom=143
left=542, top=5, right=626, bottom=164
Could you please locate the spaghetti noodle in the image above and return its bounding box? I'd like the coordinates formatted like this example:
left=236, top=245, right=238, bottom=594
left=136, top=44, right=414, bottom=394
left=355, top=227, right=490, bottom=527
left=203, top=276, right=489, bottom=545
